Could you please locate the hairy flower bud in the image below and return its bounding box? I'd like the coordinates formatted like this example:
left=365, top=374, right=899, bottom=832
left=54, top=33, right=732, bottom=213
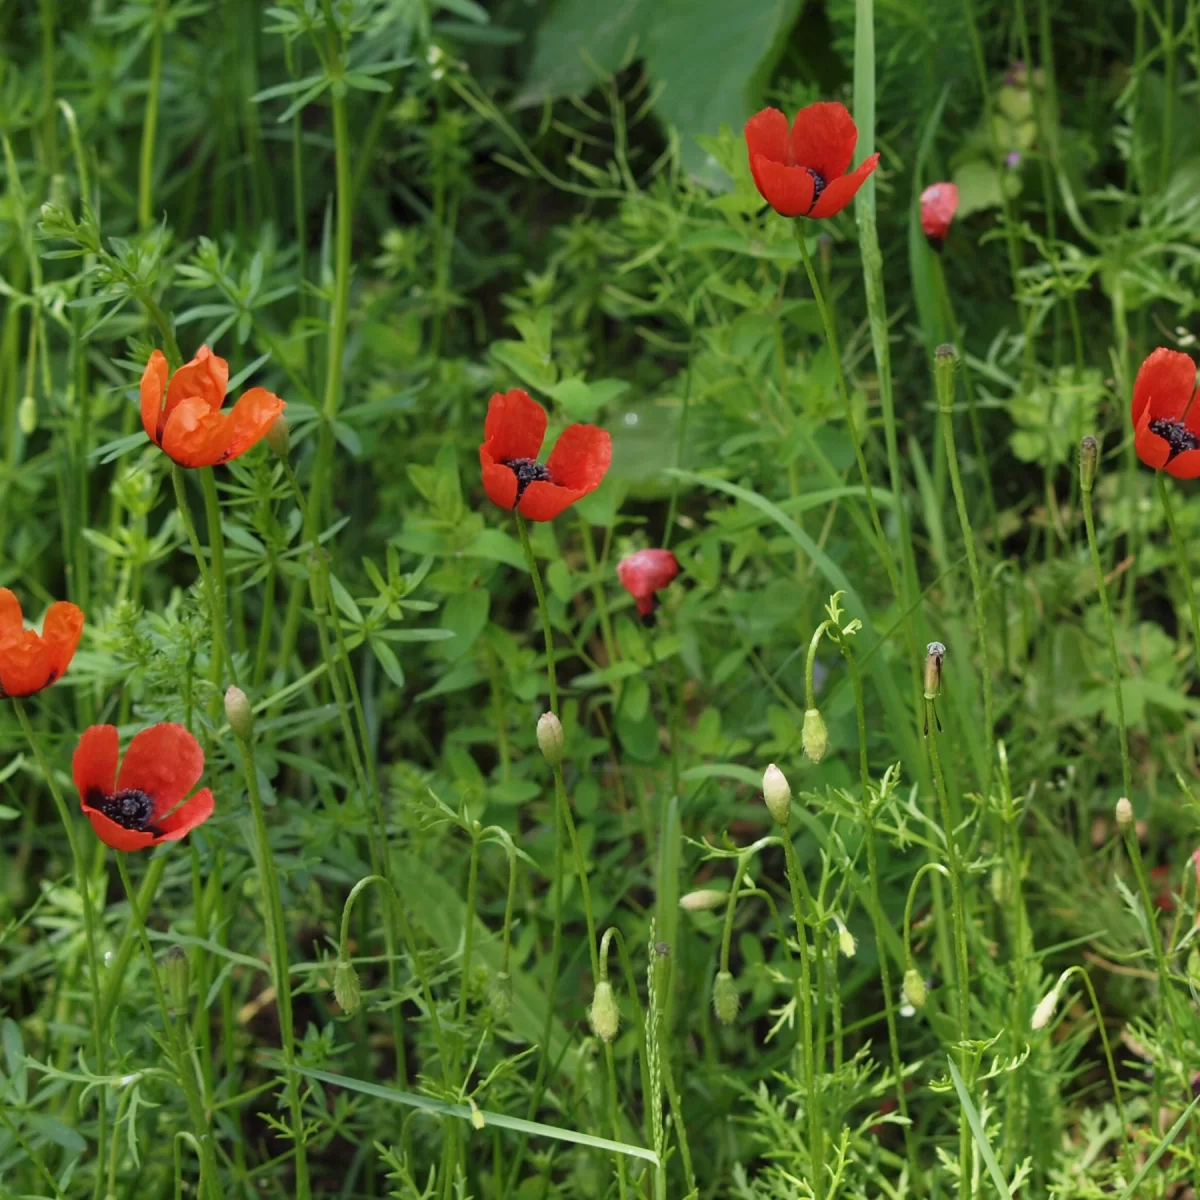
left=1079, top=435, right=1099, bottom=492
left=679, top=889, right=726, bottom=913
left=589, top=979, right=620, bottom=1042
left=802, top=708, right=829, bottom=763
left=1032, top=982, right=1062, bottom=1031
left=266, top=414, right=291, bottom=460
left=713, top=970, right=740, bottom=1025
left=762, top=763, right=791, bottom=826
left=903, top=968, right=927, bottom=1010
left=489, top=971, right=513, bottom=1023
left=164, top=947, right=189, bottom=1017
left=224, top=686, right=255, bottom=740
left=1115, top=796, right=1134, bottom=833
left=536, top=712, right=564, bottom=767
left=334, top=959, right=361, bottom=1014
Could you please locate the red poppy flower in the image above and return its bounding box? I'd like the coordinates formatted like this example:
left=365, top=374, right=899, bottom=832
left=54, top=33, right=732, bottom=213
left=1131, top=348, right=1200, bottom=478
left=617, top=549, right=679, bottom=620
left=479, top=389, right=612, bottom=522
left=74, top=723, right=214, bottom=852
left=920, top=182, right=959, bottom=252
left=141, top=346, right=286, bottom=468
left=744, top=102, right=879, bottom=219
left=0, top=589, right=84, bottom=698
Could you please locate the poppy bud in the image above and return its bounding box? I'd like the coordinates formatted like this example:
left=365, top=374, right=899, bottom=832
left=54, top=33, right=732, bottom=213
left=1116, top=796, right=1134, bottom=832
left=834, top=916, right=856, bottom=959
left=903, top=968, right=926, bottom=1010
left=679, top=889, right=726, bottom=913
left=589, top=979, right=620, bottom=1042
left=802, top=708, right=829, bottom=763
left=469, top=1101, right=486, bottom=1131
left=924, top=642, right=945, bottom=699
left=1031, top=980, right=1062, bottom=1031
left=224, top=686, right=255, bottom=740
left=489, top=970, right=513, bottom=1023
left=1079, top=435, right=1099, bottom=492
left=762, top=763, right=791, bottom=826
left=334, top=958, right=361, bottom=1014
left=18, top=396, right=37, bottom=436
left=266, top=414, right=290, bottom=460
left=920, top=182, right=960, bottom=253
left=536, top=712, right=564, bottom=767
left=713, top=969, right=740, bottom=1025
left=164, top=947, right=189, bottom=1017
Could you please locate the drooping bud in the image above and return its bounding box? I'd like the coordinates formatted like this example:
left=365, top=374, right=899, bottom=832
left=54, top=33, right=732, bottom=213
left=834, top=916, right=856, bottom=959
left=18, top=396, right=37, bottom=436
left=164, top=947, right=190, bottom=1017
left=903, top=968, right=927, bottom=1010
left=679, top=889, right=726, bottom=913
left=224, top=685, right=255, bottom=740
left=266, top=414, right=291, bottom=460
left=802, top=708, right=829, bottom=763
left=589, top=979, right=620, bottom=1042
left=924, top=642, right=945, bottom=699
left=536, top=712, right=564, bottom=767
left=1116, top=796, right=1134, bottom=833
left=1079, top=435, right=1099, bottom=493
left=713, top=969, right=740, bottom=1025
left=762, top=763, right=791, bottom=826
left=334, top=959, right=361, bottom=1014
left=489, top=971, right=513, bottom=1023
left=1031, top=980, right=1063, bottom=1031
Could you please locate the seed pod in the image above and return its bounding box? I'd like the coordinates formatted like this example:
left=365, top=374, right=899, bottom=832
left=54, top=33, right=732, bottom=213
left=536, top=712, right=564, bottom=767
left=762, top=763, right=791, bottom=826
left=802, top=708, right=829, bottom=763
left=589, top=980, right=620, bottom=1042
left=713, top=969, right=740, bottom=1025
left=903, top=968, right=927, bottom=1010
left=334, top=959, right=361, bottom=1015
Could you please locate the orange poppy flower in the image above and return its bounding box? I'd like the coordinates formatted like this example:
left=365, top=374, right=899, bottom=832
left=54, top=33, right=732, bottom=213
left=141, top=346, right=285, bottom=468
left=0, top=588, right=84, bottom=698
left=74, top=723, right=215, bottom=852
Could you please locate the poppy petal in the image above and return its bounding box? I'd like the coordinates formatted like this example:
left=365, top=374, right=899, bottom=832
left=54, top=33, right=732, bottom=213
left=1132, top=347, right=1196, bottom=425
left=161, top=395, right=232, bottom=468
left=544, top=424, right=612, bottom=494
left=73, top=724, right=120, bottom=803
left=618, top=549, right=680, bottom=604
left=517, top=480, right=591, bottom=522
left=83, top=808, right=157, bottom=852
left=480, top=448, right=519, bottom=510
left=920, top=182, right=959, bottom=250
left=807, top=154, right=880, bottom=219
left=1168, top=449, right=1200, bottom=479
left=0, top=589, right=23, bottom=643
left=140, top=351, right=169, bottom=444
left=1134, top=405, right=1172, bottom=471
left=482, top=390, right=547, bottom=463
left=790, top=101, right=858, bottom=183
left=154, top=788, right=215, bottom=842
left=0, top=633, right=54, bottom=697
left=222, top=388, right=286, bottom=462
left=165, top=345, right=229, bottom=419
left=41, top=602, right=84, bottom=682
left=116, top=723, right=205, bottom=820
left=744, top=108, right=791, bottom=167
left=750, top=157, right=816, bottom=217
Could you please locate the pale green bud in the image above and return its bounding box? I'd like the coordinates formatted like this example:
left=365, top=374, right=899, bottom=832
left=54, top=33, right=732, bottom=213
left=537, top=712, right=564, bottom=767
left=589, top=980, right=620, bottom=1042
left=489, top=971, right=513, bottom=1023
left=1115, top=796, right=1134, bottom=832
left=18, top=396, right=37, bottom=436
left=679, top=889, right=726, bottom=913
left=903, top=968, right=926, bottom=1010
left=802, top=708, right=829, bottom=763
left=224, top=686, right=255, bottom=740
left=713, top=970, right=740, bottom=1025
left=334, top=959, right=361, bottom=1014
left=762, top=763, right=791, bottom=826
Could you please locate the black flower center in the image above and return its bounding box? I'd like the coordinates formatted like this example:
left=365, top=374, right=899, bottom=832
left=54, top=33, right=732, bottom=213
left=89, top=787, right=159, bottom=833
left=1149, top=417, right=1200, bottom=461
left=502, top=457, right=554, bottom=501
left=806, top=168, right=827, bottom=211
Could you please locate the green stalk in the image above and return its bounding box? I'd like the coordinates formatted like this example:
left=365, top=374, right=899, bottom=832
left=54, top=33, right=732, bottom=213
left=200, top=468, right=237, bottom=686
left=99, top=854, right=168, bottom=1025
left=1156, top=473, right=1200, bottom=677
left=115, top=856, right=220, bottom=1200
left=233, top=726, right=310, bottom=1199
left=935, top=347, right=994, bottom=797
left=137, top=0, right=168, bottom=231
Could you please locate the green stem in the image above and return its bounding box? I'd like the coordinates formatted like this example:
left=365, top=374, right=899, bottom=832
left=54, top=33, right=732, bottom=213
left=200, top=468, right=237, bottom=687
left=233, top=729, right=310, bottom=1199
left=137, top=0, right=168, bottom=230
left=516, top=513, right=558, bottom=712
left=555, top=763, right=599, bottom=980
left=1156, top=473, right=1200, bottom=678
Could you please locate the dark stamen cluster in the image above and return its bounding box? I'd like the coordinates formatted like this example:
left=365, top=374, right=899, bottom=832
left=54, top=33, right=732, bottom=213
left=89, top=788, right=157, bottom=832
left=1149, top=417, right=1200, bottom=461
left=502, top=457, right=554, bottom=501
left=806, top=168, right=827, bottom=210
